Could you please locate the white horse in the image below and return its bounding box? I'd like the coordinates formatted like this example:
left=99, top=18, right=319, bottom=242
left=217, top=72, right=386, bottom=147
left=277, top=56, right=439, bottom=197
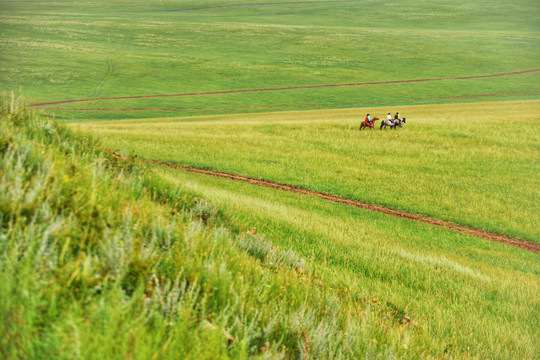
left=380, top=118, right=406, bottom=130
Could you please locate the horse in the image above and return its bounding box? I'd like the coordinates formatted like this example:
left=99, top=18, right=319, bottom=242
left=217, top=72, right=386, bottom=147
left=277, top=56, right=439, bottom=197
left=359, top=117, right=379, bottom=130
left=380, top=117, right=406, bottom=130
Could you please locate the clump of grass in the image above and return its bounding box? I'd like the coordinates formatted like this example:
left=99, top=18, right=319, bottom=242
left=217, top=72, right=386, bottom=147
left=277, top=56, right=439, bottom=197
left=238, top=232, right=306, bottom=271
left=190, top=197, right=217, bottom=224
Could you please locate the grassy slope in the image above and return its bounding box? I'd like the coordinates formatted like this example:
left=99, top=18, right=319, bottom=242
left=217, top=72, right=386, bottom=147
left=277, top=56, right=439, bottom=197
left=152, top=164, right=540, bottom=359
left=1, top=0, right=539, bottom=120
left=1, top=101, right=442, bottom=359
left=74, top=100, right=540, bottom=242
left=2, top=101, right=540, bottom=359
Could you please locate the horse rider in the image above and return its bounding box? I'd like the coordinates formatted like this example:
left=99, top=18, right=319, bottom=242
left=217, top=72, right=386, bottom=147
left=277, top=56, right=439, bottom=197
left=387, top=113, right=392, bottom=122
left=394, top=112, right=400, bottom=121
left=366, top=113, right=372, bottom=126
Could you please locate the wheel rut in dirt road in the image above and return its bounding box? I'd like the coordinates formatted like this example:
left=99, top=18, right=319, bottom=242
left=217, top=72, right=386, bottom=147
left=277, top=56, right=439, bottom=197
left=137, top=157, right=540, bottom=254
left=164, top=0, right=350, bottom=12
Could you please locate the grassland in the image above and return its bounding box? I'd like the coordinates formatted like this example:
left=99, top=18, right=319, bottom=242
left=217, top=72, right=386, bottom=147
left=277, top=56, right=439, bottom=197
left=1, top=0, right=539, bottom=120
left=74, top=100, right=540, bottom=242
left=2, top=0, right=540, bottom=358
left=151, top=162, right=540, bottom=359
left=3, top=98, right=540, bottom=359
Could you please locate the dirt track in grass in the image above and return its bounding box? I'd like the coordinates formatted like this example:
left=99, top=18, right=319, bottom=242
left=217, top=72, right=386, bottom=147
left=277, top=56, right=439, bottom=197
left=36, top=91, right=540, bottom=112
left=133, top=156, right=540, bottom=254
left=29, top=69, right=540, bottom=108
left=164, top=1, right=349, bottom=12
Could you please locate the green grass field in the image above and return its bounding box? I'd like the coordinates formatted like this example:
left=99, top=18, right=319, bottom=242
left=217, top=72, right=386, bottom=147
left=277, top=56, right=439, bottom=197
left=152, top=162, right=540, bottom=359
left=1, top=0, right=540, bottom=119
left=74, top=100, right=540, bottom=242
left=2, top=0, right=540, bottom=358
left=3, top=96, right=540, bottom=360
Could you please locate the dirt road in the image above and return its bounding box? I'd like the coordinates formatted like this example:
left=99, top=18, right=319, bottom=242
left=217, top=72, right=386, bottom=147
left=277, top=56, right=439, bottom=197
left=138, top=157, right=540, bottom=254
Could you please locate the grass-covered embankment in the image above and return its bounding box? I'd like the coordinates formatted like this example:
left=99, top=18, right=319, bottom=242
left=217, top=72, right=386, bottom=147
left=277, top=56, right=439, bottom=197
left=0, top=100, right=440, bottom=358
left=152, top=164, right=540, bottom=359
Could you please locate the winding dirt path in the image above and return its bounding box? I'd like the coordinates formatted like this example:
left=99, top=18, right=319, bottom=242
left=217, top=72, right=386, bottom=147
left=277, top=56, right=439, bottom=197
left=136, top=157, right=540, bottom=254
left=29, top=69, right=540, bottom=108
left=38, top=91, right=540, bottom=112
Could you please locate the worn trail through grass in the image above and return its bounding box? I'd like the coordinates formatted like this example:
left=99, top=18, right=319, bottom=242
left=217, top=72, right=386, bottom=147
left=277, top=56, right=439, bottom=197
left=131, top=155, right=540, bottom=254
left=163, top=0, right=350, bottom=12
left=35, top=91, right=540, bottom=111
left=29, top=69, right=540, bottom=108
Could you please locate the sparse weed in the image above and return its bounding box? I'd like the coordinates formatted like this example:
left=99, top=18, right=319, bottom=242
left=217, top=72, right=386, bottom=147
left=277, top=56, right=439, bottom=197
left=237, top=232, right=305, bottom=271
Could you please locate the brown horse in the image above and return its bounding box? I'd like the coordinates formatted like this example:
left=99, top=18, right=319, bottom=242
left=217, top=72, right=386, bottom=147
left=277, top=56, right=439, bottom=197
left=359, top=117, right=379, bottom=130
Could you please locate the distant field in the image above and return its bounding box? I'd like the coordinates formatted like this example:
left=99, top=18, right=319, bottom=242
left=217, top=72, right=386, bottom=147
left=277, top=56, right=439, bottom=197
left=74, top=100, right=540, bottom=242
left=1, top=0, right=539, bottom=120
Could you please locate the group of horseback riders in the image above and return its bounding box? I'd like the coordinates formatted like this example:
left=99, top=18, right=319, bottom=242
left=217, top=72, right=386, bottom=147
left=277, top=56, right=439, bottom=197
left=361, top=111, right=406, bottom=130
left=365, top=112, right=400, bottom=126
